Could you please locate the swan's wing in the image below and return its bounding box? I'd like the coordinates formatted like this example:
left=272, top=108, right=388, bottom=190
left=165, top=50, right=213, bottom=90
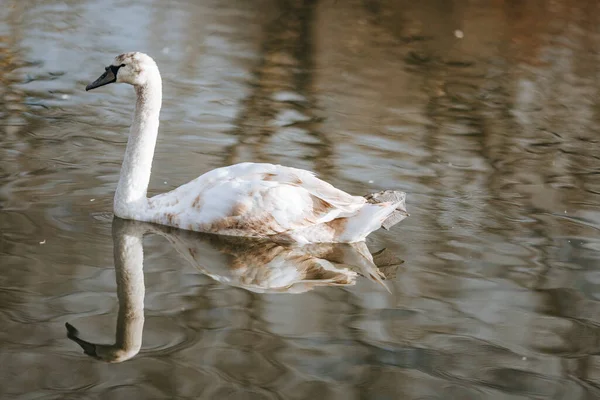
left=201, top=162, right=366, bottom=213
left=147, top=163, right=367, bottom=236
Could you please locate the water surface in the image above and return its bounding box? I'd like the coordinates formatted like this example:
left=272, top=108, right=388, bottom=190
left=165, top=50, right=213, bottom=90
left=2, top=0, right=600, bottom=398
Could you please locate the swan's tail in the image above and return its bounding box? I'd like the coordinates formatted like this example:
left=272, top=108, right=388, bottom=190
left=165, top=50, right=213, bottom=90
left=276, top=190, right=408, bottom=243
left=364, top=190, right=409, bottom=230
left=336, top=191, right=407, bottom=242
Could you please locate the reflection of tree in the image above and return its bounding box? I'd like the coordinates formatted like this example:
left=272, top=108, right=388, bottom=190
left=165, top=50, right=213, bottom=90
left=0, top=0, right=27, bottom=138
left=0, top=0, right=83, bottom=149
left=223, top=0, right=334, bottom=178
left=312, top=0, right=600, bottom=397
left=486, top=0, right=600, bottom=291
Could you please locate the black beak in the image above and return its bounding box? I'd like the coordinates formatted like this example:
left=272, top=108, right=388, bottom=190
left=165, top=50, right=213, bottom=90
left=86, top=65, right=119, bottom=91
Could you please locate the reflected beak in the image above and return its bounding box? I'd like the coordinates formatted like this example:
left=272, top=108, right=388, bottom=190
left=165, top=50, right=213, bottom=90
left=86, top=66, right=117, bottom=91
left=65, top=322, right=99, bottom=359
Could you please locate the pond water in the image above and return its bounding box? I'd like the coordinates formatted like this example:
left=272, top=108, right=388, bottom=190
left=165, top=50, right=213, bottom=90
left=2, top=0, right=600, bottom=398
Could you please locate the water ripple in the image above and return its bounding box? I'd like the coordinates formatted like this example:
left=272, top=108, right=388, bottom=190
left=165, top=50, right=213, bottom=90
left=2, top=0, right=600, bottom=398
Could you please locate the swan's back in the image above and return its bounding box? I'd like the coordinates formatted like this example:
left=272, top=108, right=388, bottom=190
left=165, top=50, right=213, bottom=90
left=145, top=163, right=402, bottom=243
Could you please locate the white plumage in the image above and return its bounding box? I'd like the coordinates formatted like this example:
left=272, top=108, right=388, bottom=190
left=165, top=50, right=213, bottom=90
left=85, top=52, right=408, bottom=243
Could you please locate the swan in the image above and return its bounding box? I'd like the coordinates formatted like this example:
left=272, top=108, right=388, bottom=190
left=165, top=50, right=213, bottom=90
left=65, top=218, right=402, bottom=362
left=85, top=52, right=408, bottom=244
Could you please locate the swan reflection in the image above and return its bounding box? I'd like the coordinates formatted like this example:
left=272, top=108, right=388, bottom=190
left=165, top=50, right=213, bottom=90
left=66, top=218, right=402, bottom=362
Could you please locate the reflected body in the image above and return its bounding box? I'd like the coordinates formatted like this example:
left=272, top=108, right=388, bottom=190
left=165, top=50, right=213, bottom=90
left=65, top=218, right=400, bottom=362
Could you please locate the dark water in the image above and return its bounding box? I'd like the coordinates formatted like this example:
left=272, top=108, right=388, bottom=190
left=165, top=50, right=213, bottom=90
left=2, top=0, right=600, bottom=398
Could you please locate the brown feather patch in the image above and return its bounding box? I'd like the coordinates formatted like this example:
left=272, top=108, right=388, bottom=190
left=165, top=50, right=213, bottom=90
left=155, top=211, right=181, bottom=228
left=231, top=202, right=249, bottom=217
left=192, top=195, right=203, bottom=209
left=311, top=195, right=333, bottom=216
left=204, top=213, right=281, bottom=236
left=327, top=217, right=348, bottom=237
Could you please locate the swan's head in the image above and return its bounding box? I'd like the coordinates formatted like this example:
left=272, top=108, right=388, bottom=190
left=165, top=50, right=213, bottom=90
left=86, top=52, right=159, bottom=91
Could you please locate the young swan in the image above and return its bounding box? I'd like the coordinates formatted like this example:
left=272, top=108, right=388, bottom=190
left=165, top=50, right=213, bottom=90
left=86, top=52, right=408, bottom=244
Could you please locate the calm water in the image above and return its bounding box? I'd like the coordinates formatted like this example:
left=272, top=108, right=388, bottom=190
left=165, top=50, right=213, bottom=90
left=2, top=0, right=600, bottom=398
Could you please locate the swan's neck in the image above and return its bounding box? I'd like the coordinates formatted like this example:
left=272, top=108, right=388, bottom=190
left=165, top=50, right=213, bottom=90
left=114, top=73, right=162, bottom=219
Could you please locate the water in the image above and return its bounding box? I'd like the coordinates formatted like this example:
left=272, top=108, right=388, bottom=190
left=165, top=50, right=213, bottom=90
left=1, top=0, right=600, bottom=398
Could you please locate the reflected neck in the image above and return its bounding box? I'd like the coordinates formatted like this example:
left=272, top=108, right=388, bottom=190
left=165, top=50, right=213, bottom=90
left=65, top=220, right=146, bottom=363
left=114, top=73, right=162, bottom=219
left=107, top=222, right=146, bottom=362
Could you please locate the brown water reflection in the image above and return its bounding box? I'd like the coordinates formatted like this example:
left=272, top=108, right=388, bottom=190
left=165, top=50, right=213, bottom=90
left=1, top=0, right=600, bottom=398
